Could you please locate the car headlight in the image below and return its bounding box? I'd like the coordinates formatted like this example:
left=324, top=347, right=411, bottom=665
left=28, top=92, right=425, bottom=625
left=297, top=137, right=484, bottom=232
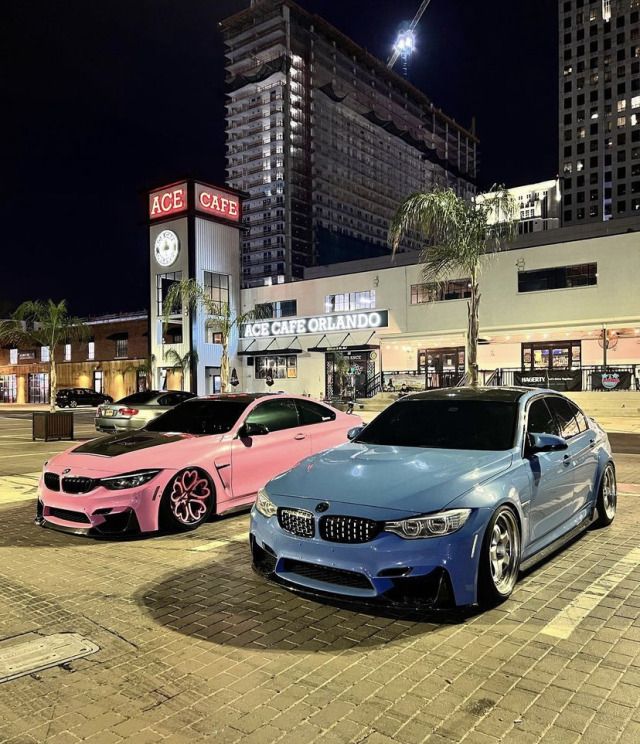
left=384, top=508, right=471, bottom=539
left=255, top=487, right=277, bottom=518
left=100, top=470, right=161, bottom=490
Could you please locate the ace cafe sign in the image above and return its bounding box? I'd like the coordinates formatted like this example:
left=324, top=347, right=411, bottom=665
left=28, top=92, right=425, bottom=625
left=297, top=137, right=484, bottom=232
left=241, top=310, right=389, bottom=339
left=149, top=183, right=188, bottom=220
left=195, top=183, right=240, bottom=222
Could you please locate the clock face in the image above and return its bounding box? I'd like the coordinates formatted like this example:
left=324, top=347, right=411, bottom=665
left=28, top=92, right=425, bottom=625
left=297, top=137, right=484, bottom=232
left=154, top=230, right=179, bottom=267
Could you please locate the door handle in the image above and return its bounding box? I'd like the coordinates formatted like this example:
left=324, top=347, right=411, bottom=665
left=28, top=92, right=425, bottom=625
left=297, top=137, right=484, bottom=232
left=589, top=439, right=596, bottom=448
left=563, top=454, right=572, bottom=465
left=294, top=433, right=306, bottom=440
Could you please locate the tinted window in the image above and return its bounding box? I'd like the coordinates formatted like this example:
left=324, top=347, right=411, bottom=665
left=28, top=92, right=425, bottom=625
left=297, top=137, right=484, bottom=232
left=117, top=392, right=160, bottom=405
left=296, top=399, right=337, bottom=425
left=158, top=394, right=184, bottom=406
left=566, top=400, right=590, bottom=433
left=547, top=397, right=581, bottom=439
left=146, top=400, right=250, bottom=435
left=355, top=399, right=517, bottom=451
left=527, top=398, right=559, bottom=436
left=245, top=399, right=299, bottom=433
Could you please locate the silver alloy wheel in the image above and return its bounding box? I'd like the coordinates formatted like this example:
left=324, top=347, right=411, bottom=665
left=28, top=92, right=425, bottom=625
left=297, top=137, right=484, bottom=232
left=489, top=510, right=520, bottom=596
left=602, top=466, right=617, bottom=520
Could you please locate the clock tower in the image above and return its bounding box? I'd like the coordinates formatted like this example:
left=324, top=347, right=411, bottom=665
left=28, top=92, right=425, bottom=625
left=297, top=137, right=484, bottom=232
left=148, top=180, right=242, bottom=394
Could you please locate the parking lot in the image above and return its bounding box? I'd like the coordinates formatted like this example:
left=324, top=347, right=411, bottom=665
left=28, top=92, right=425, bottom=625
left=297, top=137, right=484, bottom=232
left=1, top=410, right=640, bottom=743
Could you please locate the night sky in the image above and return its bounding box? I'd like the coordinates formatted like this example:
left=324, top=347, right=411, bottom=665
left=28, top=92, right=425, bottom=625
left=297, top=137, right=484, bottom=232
left=2, top=0, right=557, bottom=317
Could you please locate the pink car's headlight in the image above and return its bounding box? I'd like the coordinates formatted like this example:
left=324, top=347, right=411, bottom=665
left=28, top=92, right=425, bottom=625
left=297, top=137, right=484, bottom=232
left=100, top=470, right=161, bottom=490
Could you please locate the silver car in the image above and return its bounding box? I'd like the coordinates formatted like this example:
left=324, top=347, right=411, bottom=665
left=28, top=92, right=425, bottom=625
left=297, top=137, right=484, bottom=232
left=95, top=390, right=196, bottom=433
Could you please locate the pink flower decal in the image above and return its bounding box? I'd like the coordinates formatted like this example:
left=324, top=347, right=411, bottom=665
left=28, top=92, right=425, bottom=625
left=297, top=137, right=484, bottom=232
left=170, top=469, right=211, bottom=524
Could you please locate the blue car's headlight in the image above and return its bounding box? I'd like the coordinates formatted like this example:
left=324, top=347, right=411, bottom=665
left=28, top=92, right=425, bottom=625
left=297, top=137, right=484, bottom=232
left=384, top=508, right=471, bottom=539
left=256, top=487, right=277, bottom=518
left=100, top=470, right=161, bottom=490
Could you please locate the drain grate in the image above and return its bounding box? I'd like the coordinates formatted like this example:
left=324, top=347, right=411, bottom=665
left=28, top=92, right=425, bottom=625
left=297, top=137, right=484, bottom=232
left=0, top=632, right=99, bottom=684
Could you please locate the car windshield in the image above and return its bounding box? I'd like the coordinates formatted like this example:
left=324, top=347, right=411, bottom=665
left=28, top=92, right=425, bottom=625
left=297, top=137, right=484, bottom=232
left=355, top=398, right=518, bottom=451
left=145, top=400, right=251, bottom=435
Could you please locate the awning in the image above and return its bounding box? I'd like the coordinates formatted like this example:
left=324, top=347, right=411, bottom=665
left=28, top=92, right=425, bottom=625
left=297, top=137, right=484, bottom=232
left=237, top=336, right=303, bottom=357
left=307, top=343, right=380, bottom=352
left=106, top=332, right=128, bottom=341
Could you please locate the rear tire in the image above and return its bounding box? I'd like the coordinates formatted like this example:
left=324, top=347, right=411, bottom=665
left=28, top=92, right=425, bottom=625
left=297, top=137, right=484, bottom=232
left=478, top=506, right=521, bottom=608
left=594, top=464, right=616, bottom=528
left=69, top=400, right=78, bottom=409
left=159, top=468, right=215, bottom=532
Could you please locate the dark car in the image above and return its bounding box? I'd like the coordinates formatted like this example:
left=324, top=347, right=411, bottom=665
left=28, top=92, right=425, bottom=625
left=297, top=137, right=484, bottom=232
left=95, top=390, right=196, bottom=432
left=56, top=388, right=113, bottom=409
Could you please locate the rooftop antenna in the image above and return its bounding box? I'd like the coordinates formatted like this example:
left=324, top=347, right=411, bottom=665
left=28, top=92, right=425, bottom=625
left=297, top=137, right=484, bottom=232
left=387, top=0, right=433, bottom=77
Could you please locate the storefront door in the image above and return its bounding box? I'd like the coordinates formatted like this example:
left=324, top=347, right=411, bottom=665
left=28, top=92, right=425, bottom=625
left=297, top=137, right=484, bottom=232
left=28, top=373, right=49, bottom=404
left=419, top=348, right=465, bottom=389
left=0, top=375, right=17, bottom=403
left=325, top=351, right=374, bottom=399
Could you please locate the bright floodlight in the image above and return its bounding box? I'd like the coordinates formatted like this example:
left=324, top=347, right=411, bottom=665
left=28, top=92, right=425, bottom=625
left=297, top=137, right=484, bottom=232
left=394, top=29, right=415, bottom=56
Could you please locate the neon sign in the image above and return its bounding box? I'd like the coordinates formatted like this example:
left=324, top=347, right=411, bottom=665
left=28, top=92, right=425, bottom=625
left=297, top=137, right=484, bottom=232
left=195, top=183, right=240, bottom=222
left=149, top=183, right=188, bottom=219
left=241, top=310, right=389, bottom=338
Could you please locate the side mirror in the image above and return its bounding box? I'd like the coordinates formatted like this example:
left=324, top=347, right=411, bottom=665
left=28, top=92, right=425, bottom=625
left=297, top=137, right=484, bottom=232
left=239, top=422, right=269, bottom=438
left=526, top=432, right=568, bottom=455
left=347, top=426, right=364, bottom=441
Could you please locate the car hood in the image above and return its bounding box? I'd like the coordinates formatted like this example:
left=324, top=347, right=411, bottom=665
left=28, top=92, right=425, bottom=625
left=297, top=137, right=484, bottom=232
left=268, top=442, right=514, bottom=517
left=46, top=430, right=226, bottom=474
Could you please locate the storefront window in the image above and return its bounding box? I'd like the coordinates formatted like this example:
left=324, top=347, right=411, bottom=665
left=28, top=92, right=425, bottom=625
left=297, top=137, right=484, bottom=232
left=411, top=280, right=471, bottom=304
left=325, top=290, right=375, bottom=312
left=255, top=300, right=297, bottom=318
left=256, top=355, right=297, bottom=379
left=204, top=272, right=230, bottom=306
left=0, top=375, right=17, bottom=403
left=28, top=373, right=49, bottom=404
left=518, top=263, right=597, bottom=292
left=522, top=341, right=582, bottom=370
left=157, top=271, right=182, bottom=315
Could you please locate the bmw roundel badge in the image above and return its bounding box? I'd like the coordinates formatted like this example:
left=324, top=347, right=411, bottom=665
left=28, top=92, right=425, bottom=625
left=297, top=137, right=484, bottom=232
left=315, top=502, right=330, bottom=513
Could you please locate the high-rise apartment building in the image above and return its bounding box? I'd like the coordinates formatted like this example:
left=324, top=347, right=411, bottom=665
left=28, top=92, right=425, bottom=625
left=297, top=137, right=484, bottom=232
left=221, top=0, right=478, bottom=288
left=560, top=0, right=640, bottom=225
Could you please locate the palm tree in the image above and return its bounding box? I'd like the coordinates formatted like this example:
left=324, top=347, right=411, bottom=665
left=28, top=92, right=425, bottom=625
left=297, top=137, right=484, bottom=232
left=0, top=299, right=87, bottom=411
left=389, top=186, right=518, bottom=387
left=163, top=278, right=256, bottom=392
left=163, top=348, right=199, bottom=391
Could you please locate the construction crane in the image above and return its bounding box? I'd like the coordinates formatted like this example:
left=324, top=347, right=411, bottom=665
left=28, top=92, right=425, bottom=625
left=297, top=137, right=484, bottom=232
left=387, top=0, right=433, bottom=76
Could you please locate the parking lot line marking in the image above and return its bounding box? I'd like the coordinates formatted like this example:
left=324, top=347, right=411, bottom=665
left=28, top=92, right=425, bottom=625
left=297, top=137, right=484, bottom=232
left=541, top=546, right=640, bottom=639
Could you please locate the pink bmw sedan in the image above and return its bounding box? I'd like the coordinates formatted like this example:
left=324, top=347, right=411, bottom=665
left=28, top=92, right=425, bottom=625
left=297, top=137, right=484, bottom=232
left=36, top=394, right=362, bottom=537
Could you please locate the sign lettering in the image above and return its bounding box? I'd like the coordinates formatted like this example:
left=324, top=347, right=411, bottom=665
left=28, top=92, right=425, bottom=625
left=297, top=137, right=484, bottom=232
left=195, top=183, right=240, bottom=222
left=149, top=183, right=188, bottom=219
left=241, top=311, right=389, bottom=339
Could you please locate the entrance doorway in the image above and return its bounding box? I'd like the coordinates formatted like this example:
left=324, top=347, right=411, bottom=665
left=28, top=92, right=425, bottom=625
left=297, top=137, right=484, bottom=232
left=28, top=373, right=49, bottom=404
left=325, top=350, right=375, bottom=399
left=418, top=347, right=465, bottom=388
left=93, top=370, right=104, bottom=393
left=205, top=367, right=221, bottom=395
left=0, top=375, right=17, bottom=403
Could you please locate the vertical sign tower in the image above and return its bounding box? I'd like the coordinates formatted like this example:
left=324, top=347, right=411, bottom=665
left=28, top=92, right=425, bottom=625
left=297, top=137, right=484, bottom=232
left=148, top=180, right=242, bottom=394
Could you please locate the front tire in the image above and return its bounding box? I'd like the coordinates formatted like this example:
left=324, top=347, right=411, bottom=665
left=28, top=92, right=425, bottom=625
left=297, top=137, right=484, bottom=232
left=478, top=506, right=521, bottom=608
left=159, top=468, right=215, bottom=532
left=594, top=463, right=616, bottom=528
left=69, top=400, right=78, bottom=409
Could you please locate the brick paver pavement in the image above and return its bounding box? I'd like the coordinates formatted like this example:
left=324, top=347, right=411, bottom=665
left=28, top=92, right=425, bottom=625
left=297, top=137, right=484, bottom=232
left=0, top=460, right=639, bottom=743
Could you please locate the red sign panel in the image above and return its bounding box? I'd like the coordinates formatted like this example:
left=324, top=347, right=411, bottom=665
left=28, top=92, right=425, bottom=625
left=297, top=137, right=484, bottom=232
left=149, top=183, right=188, bottom=220
left=195, top=183, right=241, bottom=222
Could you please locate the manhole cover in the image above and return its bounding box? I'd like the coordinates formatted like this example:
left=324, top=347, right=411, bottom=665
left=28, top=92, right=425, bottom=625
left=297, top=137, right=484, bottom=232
left=0, top=632, right=99, bottom=684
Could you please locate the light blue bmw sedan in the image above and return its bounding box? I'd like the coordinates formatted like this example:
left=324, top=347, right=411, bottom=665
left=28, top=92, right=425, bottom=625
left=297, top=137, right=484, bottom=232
left=250, top=387, right=616, bottom=610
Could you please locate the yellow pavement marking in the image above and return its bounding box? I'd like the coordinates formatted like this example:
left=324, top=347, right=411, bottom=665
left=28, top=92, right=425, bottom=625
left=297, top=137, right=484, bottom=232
left=190, top=530, right=249, bottom=552
left=0, top=472, right=41, bottom=505
left=541, top=545, right=640, bottom=640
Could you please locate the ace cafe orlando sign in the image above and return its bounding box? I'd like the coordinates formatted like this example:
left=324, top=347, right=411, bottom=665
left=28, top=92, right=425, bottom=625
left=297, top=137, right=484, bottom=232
left=241, top=310, right=389, bottom=339
left=149, top=182, right=240, bottom=222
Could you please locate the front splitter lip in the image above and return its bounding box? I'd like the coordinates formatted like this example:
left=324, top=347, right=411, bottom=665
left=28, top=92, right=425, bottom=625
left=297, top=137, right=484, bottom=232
left=253, top=564, right=473, bottom=618
left=38, top=510, right=144, bottom=540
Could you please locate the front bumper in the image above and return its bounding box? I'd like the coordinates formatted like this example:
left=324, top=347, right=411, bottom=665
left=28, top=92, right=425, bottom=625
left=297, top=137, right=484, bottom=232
left=250, top=507, right=488, bottom=608
left=37, top=476, right=168, bottom=536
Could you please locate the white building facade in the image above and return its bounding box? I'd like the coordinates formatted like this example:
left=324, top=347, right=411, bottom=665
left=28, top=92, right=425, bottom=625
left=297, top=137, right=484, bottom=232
left=237, top=220, right=640, bottom=396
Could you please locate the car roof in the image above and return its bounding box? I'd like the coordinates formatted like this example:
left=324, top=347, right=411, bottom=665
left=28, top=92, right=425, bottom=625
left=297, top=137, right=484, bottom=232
left=403, top=386, right=532, bottom=403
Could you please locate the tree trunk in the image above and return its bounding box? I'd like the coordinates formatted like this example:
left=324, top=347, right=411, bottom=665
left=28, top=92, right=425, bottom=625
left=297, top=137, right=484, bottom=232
left=221, top=340, right=230, bottom=393
left=49, top=355, right=57, bottom=412
left=466, top=273, right=480, bottom=388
